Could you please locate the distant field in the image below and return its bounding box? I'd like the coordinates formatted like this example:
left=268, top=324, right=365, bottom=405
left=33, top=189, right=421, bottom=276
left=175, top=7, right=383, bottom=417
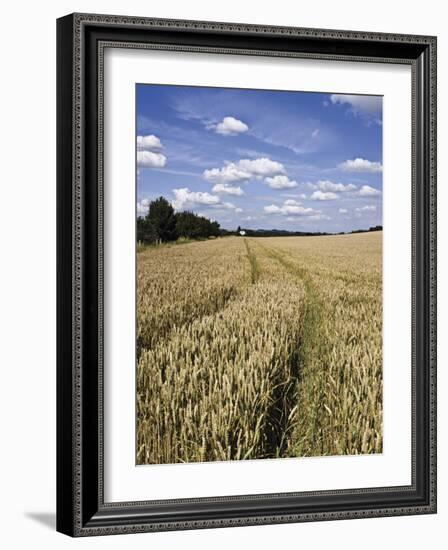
left=136, top=233, right=383, bottom=465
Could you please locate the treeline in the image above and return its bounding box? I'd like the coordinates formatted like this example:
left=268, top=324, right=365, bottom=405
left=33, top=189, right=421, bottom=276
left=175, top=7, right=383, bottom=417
left=137, top=196, right=221, bottom=244
left=239, top=228, right=330, bottom=238
left=348, top=225, right=383, bottom=234
left=238, top=225, right=383, bottom=238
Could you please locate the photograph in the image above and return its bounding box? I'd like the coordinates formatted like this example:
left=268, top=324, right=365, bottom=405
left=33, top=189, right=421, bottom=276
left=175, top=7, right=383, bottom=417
left=135, top=84, right=383, bottom=465
left=54, top=9, right=436, bottom=538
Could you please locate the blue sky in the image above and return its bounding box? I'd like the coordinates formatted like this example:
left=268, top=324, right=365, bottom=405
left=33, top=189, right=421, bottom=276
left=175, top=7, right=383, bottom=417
left=136, top=84, right=382, bottom=232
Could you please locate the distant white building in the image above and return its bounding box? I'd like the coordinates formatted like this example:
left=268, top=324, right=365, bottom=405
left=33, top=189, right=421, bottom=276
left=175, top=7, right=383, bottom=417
left=239, top=230, right=246, bottom=236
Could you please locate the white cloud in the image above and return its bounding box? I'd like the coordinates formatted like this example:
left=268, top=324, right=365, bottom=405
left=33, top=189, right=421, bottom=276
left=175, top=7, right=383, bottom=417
left=338, top=208, right=348, bottom=214
left=137, top=150, right=167, bottom=168
left=264, top=204, right=281, bottom=214
left=356, top=205, right=377, bottom=212
left=137, top=198, right=151, bottom=216
left=338, top=158, right=383, bottom=173
left=264, top=199, right=320, bottom=217
left=358, top=185, right=381, bottom=197
left=136, top=134, right=163, bottom=150
left=264, top=175, right=298, bottom=189
left=214, top=116, right=249, bottom=136
left=172, top=188, right=241, bottom=212
left=172, top=188, right=220, bottom=210
left=203, top=157, right=285, bottom=184
left=136, top=134, right=167, bottom=168
left=330, top=94, right=382, bottom=119
left=311, top=128, right=319, bottom=138
left=212, top=183, right=245, bottom=196
left=310, top=190, right=339, bottom=201
left=203, top=164, right=251, bottom=184
left=308, top=180, right=357, bottom=192
left=238, top=158, right=286, bottom=177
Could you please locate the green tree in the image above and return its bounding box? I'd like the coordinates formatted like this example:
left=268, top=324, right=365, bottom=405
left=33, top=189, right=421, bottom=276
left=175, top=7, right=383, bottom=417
left=137, top=216, right=158, bottom=244
left=210, top=221, right=220, bottom=237
left=175, top=211, right=201, bottom=239
left=149, top=196, right=176, bottom=242
left=175, top=211, right=221, bottom=239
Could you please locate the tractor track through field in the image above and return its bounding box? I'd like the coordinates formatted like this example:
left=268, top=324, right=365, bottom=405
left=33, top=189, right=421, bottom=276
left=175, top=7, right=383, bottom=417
left=249, top=239, right=327, bottom=455
left=243, top=239, right=260, bottom=284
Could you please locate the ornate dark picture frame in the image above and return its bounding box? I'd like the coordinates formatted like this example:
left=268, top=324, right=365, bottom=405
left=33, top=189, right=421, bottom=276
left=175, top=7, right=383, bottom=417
left=57, top=13, right=437, bottom=537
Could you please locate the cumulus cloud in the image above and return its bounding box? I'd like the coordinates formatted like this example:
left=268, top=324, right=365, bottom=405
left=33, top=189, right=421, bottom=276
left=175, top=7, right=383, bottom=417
left=172, top=188, right=220, bottom=210
left=212, top=183, right=245, bottom=196
left=264, top=204, right=282, bottom=214
left=238, top=158, right=286, bottom=177
left=338, top=158, right=383, bottom=173
left=264, top=199, right=320, bottom=217
left=137, top=198, right=151, bottom=216
left=203, top=164, right=252, bottom=184
left=356, top=205, right=377, bottom=212
left=136, top=134, right=163, bottom=150
left=172, top=188, right=240, bottom=211
left=338, top=208, right=348, bottom=214
left=137, top=150, right=167, bottom=168
left=358, top=185, right=381, bottom=197
left=330, top=94, right=382, bottom=120
left=203, top=157, right=285, bottom=184
left=213, top=116, right=249, bottom=136
left=264, top=175, right=298, bottom=189
left=308, top=180, right=357, bottom=192
left=136, top=134, right=167, bottom=168
left=310, top=190, right=339, bottom=201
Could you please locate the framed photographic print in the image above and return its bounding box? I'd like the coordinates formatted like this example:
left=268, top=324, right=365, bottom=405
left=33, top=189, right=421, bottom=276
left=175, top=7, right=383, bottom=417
left=56, top=13, right=437, bottom=537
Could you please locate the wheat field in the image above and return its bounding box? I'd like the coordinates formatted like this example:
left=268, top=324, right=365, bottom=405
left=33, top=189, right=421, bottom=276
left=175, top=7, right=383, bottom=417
left=136, top=233, right=382, bottom=465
